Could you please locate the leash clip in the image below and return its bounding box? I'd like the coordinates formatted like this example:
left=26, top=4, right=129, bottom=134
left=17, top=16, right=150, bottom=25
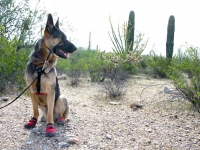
left=44, top=67, right=51, bottom=74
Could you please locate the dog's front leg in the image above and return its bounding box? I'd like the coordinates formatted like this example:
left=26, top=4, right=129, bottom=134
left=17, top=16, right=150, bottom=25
left=24, top=92, right=39, bottom=129
left=45, top=90, right=57, bottom=137
left=30, top=93, right=39, bottom=119
left=46, top=91, right=55, bottom=124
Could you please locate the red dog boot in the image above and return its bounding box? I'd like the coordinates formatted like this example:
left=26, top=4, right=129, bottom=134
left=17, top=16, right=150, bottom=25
left=24, top=117, right=37, bottom=129
left=56, top=117, right=65, bottom=125
left=46, top=124, right=56, bottom=137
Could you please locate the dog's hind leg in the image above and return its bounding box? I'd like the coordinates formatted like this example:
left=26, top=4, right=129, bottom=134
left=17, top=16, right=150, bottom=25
left=54, top=94, right=69, bottom=125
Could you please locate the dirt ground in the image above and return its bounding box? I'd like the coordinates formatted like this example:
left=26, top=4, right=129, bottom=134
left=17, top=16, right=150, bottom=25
left=0, top=74, right=200, bottom=150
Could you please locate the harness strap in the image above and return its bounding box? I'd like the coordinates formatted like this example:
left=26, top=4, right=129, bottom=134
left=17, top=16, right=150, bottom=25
left=34, top=92, right=47, bottom=95
left=36, top=67, right=44, bottom=94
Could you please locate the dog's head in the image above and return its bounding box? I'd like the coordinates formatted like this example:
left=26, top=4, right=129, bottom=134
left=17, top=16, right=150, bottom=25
left=43, top=14, right=77, bottom=59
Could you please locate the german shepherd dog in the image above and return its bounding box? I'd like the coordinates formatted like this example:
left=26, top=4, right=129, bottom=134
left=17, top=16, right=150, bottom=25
left=24, top=14, right=76, bottom=137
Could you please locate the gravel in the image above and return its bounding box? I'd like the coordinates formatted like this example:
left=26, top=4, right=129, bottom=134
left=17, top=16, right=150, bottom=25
left=0, top=75, right=200, bottom=150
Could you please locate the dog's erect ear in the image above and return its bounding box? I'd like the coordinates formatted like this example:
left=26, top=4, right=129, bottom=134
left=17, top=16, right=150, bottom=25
left=55, top=17, right=59, bottom=29
left=45, top=14, right=54, bottom=33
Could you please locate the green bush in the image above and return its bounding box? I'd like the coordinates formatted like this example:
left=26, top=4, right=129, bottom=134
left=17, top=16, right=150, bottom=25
left=86, top=50, right=107, bottom=82
left=167, top=46, right=200, bottom=111
left=57, top=48, right=107, bottom=82
left=141, top=52, right=169, bottom=78
left=119, top=62, right=138, bottom=74
left=56, top=58, right=70, bottom=73
left=0, top=25, right=28, bottom=92
left=150, top=56, right=169, bottom=78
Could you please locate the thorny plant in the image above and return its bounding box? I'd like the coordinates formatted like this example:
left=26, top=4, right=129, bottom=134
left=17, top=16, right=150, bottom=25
left=105, top=16, right=148, bottom=68
left=140, top=83, right=200, bottom=113
left=101, top=68, right=128, bottom=99
left=67, top=70, right=81, bottom=86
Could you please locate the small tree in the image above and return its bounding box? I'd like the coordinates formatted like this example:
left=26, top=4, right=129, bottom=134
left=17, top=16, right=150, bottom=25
left=0, top=25, right=27, bottom=92
left=0, top=0, right=46, bottom=50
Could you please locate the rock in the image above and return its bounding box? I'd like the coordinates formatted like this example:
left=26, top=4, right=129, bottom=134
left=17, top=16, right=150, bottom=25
left=132, top=106, right=137, bottom=111
left=1, top=97, right=9, bottom=101
left=146, top=139, right=151, bottom=144
left=26, top=141, right=33, bottom=145
left=185, top=125, right=191, bottom=130
left=130, top=138, right=136, bottom=141
left=90, top=143, right=99, bottom=149
left=32, top=127, right=39, bottom=133
left=66, top=137, right=80, bottom=144
left=164, top=85, right=172, bottom=93
left=83, top=140, right=88, bottom=145
left=130, top=103, right=143, bottom=109
left=59, top=142, right=70, bottom=148
left=106, top=134, right=112, bottom=140
left=109, top=101, right=121, bottom=105
left=58, top=76, right=67, bottom=80
left=147, top=128, right=152, bottom=133
left=174, top=114, right=178, bottom=119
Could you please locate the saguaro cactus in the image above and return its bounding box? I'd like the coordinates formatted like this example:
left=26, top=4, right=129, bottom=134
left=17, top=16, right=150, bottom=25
left=127, top=11, right=135, bottom=51
left=166, top=15, right=175, bottom=59
left=88, top=31, right=91, bottom=50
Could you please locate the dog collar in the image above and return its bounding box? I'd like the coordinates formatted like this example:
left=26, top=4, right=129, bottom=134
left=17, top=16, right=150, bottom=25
left=36, top=52, right=45, bottom=62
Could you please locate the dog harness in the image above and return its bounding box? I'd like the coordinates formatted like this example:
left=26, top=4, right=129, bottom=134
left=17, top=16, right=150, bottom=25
left=34, top=66, right=60, bottom=102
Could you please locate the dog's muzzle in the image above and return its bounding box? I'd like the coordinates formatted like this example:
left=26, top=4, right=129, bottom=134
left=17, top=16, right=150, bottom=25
left=52, top=40, right=77, bottom=59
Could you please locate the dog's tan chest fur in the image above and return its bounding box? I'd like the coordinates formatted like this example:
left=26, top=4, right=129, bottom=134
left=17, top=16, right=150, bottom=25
left=35, top=96, right=47, bottom=106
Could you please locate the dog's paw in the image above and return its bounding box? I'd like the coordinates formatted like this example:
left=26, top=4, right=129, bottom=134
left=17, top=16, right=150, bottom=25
left=24, top=118, right=37, bottom=129
left=56, top=117, right=65, bottom=125
left=46, top=124, right=56, bottom=137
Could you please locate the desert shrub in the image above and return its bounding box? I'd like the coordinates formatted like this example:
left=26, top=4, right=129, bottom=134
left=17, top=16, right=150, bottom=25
left=119, top=61, right=138, bottom=74
left=103, top=67, right=130, bottom=82
left=57, top=48, right=107, bottom=82
left=147, top=51, right=170, bottom=78
left=67, top=70, right=82, bottom=86
left=103, top=80, right=126, bottom=99
left=101, top=67, right=129, bottom=99
left=0, top=25, right=28, bottom=92
left=87, top=54, right=106, bottom=82
left=56, top=59, right=70, bottom=74
left=57, top=56, right=88, bottom=86
left=56, top=48, right=89, bottom=74
left=137, top=55, right=151, bottom=74
left=168, top=46, right=200, bottom=111
left=67, top=58, right=88, bottom=86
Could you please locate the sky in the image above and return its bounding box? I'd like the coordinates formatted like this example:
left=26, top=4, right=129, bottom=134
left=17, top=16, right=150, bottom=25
left=31, top=0, right=200, bottom=55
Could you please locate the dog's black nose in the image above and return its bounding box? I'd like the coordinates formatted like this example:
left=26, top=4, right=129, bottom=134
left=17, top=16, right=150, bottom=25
left=72, top=45, right=77, bottom=52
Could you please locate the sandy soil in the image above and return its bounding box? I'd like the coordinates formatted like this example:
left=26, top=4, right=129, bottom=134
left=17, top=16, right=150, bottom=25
left=0, top=74, right=200, bottom=150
